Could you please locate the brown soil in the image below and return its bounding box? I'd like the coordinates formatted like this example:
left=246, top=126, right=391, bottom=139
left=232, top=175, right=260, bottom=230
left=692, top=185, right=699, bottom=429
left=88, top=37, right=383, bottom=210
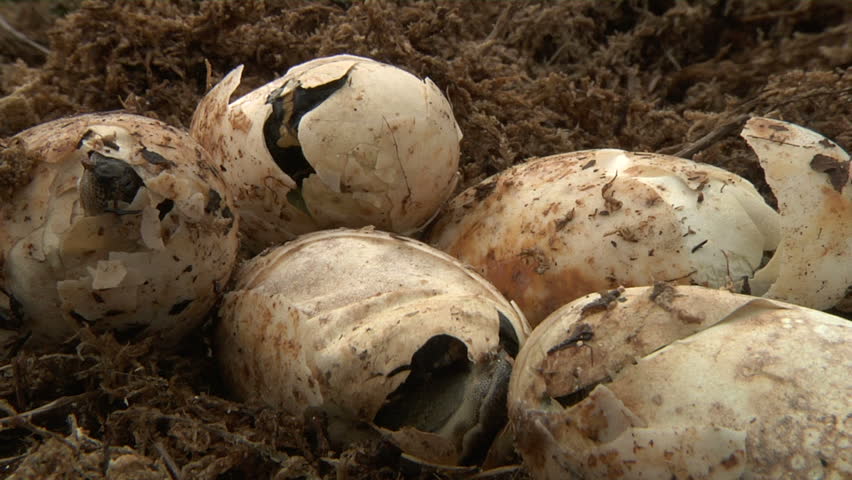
left=0, top=1, right=850, bottom=478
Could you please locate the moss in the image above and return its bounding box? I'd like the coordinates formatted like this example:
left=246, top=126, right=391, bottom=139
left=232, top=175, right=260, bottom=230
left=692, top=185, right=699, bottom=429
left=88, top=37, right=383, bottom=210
left=0, top=136, right=37, bottom=201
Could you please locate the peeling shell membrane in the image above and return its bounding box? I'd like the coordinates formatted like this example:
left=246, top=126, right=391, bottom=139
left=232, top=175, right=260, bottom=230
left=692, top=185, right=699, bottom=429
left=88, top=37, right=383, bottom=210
left=0, top=113, right=239, bottom=345
left=427, top=149, right=780, bottom=326
left=508, top=285, right=851, bottom=480
left=216, top=228, right=529, bottom=466
left=190, top=55, right=462, bottom=253
left=741, top=117, right=851, bottom=311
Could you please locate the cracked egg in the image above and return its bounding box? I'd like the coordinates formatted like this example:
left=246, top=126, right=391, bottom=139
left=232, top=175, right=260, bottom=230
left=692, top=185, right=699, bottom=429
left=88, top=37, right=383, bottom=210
left=427, top=149, right=781, bottom=326
left=740, top=117, right=851, bottom=311
left=0, top=113, right=239, bottom=345
left=508, top=284, right=851, bottom=480
left=215, top=228, right=529, bottom=467
left=428, top=118, right=851, bottom=326
left=191, top=55, right=462, bottom=253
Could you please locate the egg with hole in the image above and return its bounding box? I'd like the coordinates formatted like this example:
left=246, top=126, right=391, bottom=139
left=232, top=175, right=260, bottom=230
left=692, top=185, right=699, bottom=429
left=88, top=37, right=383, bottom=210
left=0, top=113, right=239, bottom=345
left=191, top=55, right=462, bottom=253
left=215, top=228, right=528, bottom=467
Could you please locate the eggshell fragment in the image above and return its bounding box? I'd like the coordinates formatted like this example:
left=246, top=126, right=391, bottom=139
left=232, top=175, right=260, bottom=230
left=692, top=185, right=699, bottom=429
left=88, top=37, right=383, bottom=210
left=742, top=117, right=851, bottom=311
left=427, top=150, right=780, bottom=326
left=508, top=285, right=851, bottom=480
left=216, top=228, right=529, bottom=466
left=0, top=113, right=239, bottom=345
left=191, top=55, right=462, bottom=253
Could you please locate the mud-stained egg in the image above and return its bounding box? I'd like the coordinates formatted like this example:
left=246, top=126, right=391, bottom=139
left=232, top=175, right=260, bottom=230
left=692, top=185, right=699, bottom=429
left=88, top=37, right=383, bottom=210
left=740, top=117, right=851, bottom=311
left=215, top=228, right=528, bottom=467
left=427, top=149, right=780, bottom=326
left=191, top=55, right=462, bottom=253
left=508, top=284, right=851, bottom=480
left=0, top=113, right=239, bottom=345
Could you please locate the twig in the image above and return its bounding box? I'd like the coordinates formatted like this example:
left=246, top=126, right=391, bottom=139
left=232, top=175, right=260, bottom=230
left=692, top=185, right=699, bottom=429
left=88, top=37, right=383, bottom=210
left=0, top=454, right=27, bottom=467
left=476, top=2, right=515, bottom=56
left=671, top=114, right=750, bottom=159
left=470, top=465, right=523, bottom=479
left=741, top=2, right=810, bottom=22
left=154, top=440, right=183, bottom=480
left=0, top=392, right=97, bottom=428
left=0, top=14, right=50, bottom=59
left=660, top=87, right=852, bottom=158
left=664, top=49, right=682, bottom=71
left=64, top=414, right=137, bottom=457
left=0, top=353, right=99, bottom=374
left=546, top=39, right=571, bottom=66
left=767, top=87, right=852, bottom=111
left=2, top=413, right=78, bottom=451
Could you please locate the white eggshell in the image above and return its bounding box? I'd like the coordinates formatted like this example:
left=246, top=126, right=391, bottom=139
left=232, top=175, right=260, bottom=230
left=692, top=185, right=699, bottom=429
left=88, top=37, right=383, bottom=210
left=742, top=117, right=851, bottom=311
left=190, top=55, right=461, bottom=253
left=509, top=285, right=851, bottom=480
left=216, top=228, right=529, bottom=466
left=427, top=150, right=780, bottom=326
left=0, top=113, right=239, bottom=345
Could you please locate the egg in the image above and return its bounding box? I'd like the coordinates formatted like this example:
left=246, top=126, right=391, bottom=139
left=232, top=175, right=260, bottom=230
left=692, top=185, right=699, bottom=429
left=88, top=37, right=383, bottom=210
left=0, top=113, right=239, bottom=345
left=740, top=117, right=851, bottom=311
left=427, top=149, right=780, bottom=326
left=508, top=284, right=851, bottom=480
left=190, top=55, right=462, bottom=253
left=215, top=228, right=529, bottom=466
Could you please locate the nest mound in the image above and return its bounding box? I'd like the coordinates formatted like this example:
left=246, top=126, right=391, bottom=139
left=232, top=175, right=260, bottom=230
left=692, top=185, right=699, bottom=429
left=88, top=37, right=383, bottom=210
left=1, top=1, right=850, bottom=478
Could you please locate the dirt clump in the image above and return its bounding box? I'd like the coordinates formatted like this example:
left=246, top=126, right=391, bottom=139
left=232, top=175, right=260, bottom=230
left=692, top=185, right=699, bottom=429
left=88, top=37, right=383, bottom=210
left=0, top=1, right=850, bottom=478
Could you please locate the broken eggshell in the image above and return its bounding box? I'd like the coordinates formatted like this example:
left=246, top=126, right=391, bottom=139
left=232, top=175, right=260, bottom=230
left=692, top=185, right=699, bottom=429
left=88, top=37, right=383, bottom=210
left=215, top=228, right=529, bottom=466
left=0, top=113, right=239, bottom=345
left=427, top=149, right=780, bottom=326
left=742, top=117, right=851, bottom=311
left=508, top=285, right=851, bottom=480
left=190, top=55, right=462, bottom=253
